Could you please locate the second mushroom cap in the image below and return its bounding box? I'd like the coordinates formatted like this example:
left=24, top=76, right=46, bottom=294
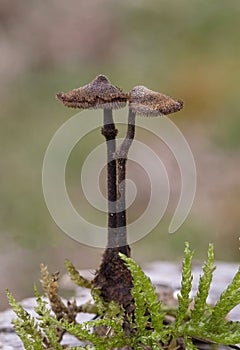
left=129, top=85, right=183, bottom=117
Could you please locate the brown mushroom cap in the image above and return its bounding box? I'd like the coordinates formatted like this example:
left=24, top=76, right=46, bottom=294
left=56, top=74, right=128, bottom=110
left=129, top=85, right=183, bottom=117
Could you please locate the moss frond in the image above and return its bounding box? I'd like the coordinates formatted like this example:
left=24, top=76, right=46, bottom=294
left=120, top=253, right=166, bottom=345
left=7, top=243, right=240, bottom=349
left=190, top=243, right=215, bottom=323
left=174, top=242, right=193, bottom=329
left=209, top=266, right=240, bottom=324
left=6, top=289, right=46, bottom=349
left=65, top=259, right=92, bottom=289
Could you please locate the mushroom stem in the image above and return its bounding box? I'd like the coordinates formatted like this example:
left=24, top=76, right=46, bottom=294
left=101, top=109, right=118, bottom=248
left=115, top=109, right=136, bottom=257
left=94, top=108, right=134, bottom=312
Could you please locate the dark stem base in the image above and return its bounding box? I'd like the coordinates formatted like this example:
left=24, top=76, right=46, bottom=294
left=93, top=247, right=134, bottom=314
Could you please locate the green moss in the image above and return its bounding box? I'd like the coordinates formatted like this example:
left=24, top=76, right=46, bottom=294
left=7, top=243, right=240, bottom=349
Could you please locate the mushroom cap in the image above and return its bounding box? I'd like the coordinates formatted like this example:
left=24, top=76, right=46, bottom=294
left=129, top=85, right=183, bottom=117
left=56, top=74, right=128, bottom=110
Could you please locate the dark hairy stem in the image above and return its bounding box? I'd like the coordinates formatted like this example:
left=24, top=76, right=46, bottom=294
left=94, top=108, right=134, bottom=312
left=115, top=109, right=136, bottom=256
left=101, top=109, right=118, bottom=248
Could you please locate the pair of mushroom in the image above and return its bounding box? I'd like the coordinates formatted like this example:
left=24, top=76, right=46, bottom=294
left=57, top=75, right=183, bottom=308
left=56, top=74, right=183, bottom=257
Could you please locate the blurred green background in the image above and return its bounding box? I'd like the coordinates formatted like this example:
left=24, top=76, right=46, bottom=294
left=1, top=0, right=240, bottom=310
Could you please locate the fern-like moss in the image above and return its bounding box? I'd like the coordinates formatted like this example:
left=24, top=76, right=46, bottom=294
left=190, top=243, right=215, bottom=323
left=120, top=254, right=165, bottom=335
left=6, top=289, right=47, bottom=349
left=209, top=266, right=240, bottom=324
left=7, top=243, right=240, bottom=349
left=174, top=242, right=194, bottom=330
left=65, top=259, right=92, bottom=289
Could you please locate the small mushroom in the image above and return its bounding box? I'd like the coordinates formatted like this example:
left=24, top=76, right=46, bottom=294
left=129, top=85, right=183, bottom=117
left=115, top=85, right=183, bottom=245
left=56, top=75, right=129, bottom=251
left=57, top=75, right=133, bottom=310
left=118, top=85, right=184, bottom=157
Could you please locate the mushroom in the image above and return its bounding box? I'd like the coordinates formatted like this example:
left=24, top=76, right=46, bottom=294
left=56, top=75, right=134, bottom=311
left=56, top=75, right=128, bottom=251
left=115, top=85, right=183, bottom=246
left=57, top=75, right=135, bottom=309
left=56, top=78, right=183, bottom=312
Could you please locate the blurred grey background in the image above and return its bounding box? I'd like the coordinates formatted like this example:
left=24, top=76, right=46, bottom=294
left=1, top=0, right=240, bottom=310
